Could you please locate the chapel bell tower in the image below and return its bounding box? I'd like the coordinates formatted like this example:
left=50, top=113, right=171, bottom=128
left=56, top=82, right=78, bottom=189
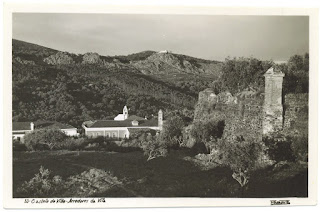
left=123, top=105, right=129, bottom=120
left=158, top=109, right=163, bottom=130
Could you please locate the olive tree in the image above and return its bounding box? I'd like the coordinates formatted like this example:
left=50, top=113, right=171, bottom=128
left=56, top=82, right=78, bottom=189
left=141, top=133, right=168, bottom=161
left=161, top=115, right=185, bottom=148
left=217, top=136, right=263, bottom=188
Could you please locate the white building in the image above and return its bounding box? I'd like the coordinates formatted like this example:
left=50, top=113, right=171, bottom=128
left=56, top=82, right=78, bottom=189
left=12, top=121, right=78, bottom=142
left=82, top=106, right=164, bottom=139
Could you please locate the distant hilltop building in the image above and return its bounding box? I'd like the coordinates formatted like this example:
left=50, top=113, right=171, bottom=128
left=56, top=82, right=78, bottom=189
left=82, top=106, right=164, bottom=139
left=12, top=121, right=78, bottom=142
left=158, top=50, right=171, bottom=54
left=274, top=60, right=288, bottom=65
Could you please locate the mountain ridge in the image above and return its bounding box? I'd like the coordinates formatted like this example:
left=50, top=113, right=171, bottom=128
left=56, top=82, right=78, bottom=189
left=12, top=39, right=220, bottom=127
left=12, top=39, right=222, bottom=76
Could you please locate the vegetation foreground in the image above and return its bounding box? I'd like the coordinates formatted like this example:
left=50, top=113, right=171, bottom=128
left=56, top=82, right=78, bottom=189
left=13, top=150, right=307, bottom=198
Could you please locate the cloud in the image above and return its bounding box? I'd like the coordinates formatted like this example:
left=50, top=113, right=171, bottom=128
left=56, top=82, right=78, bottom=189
left=13, top=14, right=309, bottom=61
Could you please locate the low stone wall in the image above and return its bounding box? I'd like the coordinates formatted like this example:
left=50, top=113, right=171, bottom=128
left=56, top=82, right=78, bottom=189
left=194, top=90, right=264, bottom=141
left=283, top=93, right=308, bottom=136
left=194, top=89, right=308, bottom=141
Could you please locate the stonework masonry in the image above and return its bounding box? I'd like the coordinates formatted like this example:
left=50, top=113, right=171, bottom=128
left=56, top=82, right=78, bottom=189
left=263, top=67, right=285, bottom=135
left=283, top=93, right=308, bottom=137
left=194, top=67, right=308, bottom=141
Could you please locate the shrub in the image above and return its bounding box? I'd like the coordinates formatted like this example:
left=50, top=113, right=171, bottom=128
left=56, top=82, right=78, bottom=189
left=217, top=136, right=263, bottom=188
left=64, top=168, right=122, bottom=197
left=290, top=136, right=308, bottom=162
left=24, top=128, right=68, bottom=151
left=161, top=115, right=186, bottom=149
left=127, top=129, right=159, bottom=149
left=141, top=134, right=168, bottom=161
left=56, top=137, right=87, bottom=150
left=16, top=167, right=123, bottom=198
left=16, top=166, right=64, bottom=198
left=262, top=136, right=295, bottom=163
left=189, top=119, right=225, bottom=150
left=13, top=139, right=27, bottom=151
left=84, top=136, right=139, bottom=152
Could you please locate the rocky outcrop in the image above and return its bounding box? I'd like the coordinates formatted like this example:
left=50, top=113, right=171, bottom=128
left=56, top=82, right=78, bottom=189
left=82, top=52, right=101, bottom=64
left=132, top=52, right=222, bottom=75
left=43, top=52, right=75, bottom=65
left=13, top=57, right=36, bottom=65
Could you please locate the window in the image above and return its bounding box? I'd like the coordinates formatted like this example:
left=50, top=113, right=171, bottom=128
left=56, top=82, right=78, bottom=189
left=105, top=132, right=110, bottom=138
left=112, top=132, right=117, bottom=138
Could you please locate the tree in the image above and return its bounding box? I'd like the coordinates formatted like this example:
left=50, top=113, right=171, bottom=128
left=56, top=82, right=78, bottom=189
left=24, top=128, right=68, bottom=150
left=280, top=53, right=309, bottom=94
left=161, top=115, right=186, bottom=148
left=16, top=166, right=64, bottom=198
left=217, top=136, right=263, bottom=188
left=220, top=57, right=273, bottom=94
left=189, top=119, right=225, bottom=151
left=141, top=133, right=168, bottom=161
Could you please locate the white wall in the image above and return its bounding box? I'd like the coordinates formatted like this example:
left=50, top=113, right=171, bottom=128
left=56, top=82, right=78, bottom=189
left=62, top=128, right=79, bottom=137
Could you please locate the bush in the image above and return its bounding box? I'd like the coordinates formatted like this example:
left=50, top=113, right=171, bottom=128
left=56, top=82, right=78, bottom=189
left=262, top=136, right=295, bottom=163
left=121, top=129, right=157, bottom=149
left=65, top=168, right=122, bottom=197
left=290, top=136, right=308, bottom=162
left=16, top=167, right=123, bottom=198
left=16, top=166, right=64, bottom=198
left=161, top=115, right=186, bottom=149
left=84, top=136, right=140, bottom=152
left=141, top=134, right=168, bottom=161
left=217, top=136, right=263, bottom=188
left=13, top=139, right=27, bottom=151
left=56, top=137, right=87, bottom=151
left=24, top=128, right=68, bottom=151
left=23, top=129, right=145, bottom=152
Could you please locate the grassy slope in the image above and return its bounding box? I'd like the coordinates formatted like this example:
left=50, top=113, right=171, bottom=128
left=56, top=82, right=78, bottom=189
left=13, top=150, right=307, bottom=198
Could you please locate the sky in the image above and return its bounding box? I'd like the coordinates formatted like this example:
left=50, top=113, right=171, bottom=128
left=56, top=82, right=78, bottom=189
left=12, top=13, right=309, bottom=61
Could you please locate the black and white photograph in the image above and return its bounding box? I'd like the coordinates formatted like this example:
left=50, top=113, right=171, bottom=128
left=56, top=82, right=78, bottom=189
left=2, top=2, right=318, bottom=208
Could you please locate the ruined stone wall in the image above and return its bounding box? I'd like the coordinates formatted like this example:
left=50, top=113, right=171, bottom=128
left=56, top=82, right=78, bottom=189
left=283, top=93, right=308, bottom=137
left=194, top=90, right=265, bottom=141
left=193, top=89, right=308, bottom=141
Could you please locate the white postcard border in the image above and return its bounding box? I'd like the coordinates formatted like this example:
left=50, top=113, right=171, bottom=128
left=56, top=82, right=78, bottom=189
left=2, top=3, right=318, bottom=208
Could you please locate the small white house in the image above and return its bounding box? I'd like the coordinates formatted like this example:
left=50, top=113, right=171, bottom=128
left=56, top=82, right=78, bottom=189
left=158, top=50, right=169, bottom=54
left=12, top=121, right=78, bottom=142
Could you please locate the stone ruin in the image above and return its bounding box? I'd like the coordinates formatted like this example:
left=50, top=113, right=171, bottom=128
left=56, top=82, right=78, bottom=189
left=262, top=67, right=285, bottom=135
left=194, top=66, right=308, bottom=140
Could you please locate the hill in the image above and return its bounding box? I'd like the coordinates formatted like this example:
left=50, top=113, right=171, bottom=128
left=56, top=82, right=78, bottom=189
left=12, top=39, right=223, bottom=127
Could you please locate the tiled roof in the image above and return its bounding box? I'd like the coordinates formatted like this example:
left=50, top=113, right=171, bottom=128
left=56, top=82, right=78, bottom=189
left=13, top=131, right=26, bottom=135
left=13, top=122, right=31, bottom=131
left=13, top=121, right=76, bottom=131
left=84, top=119, right=158, bottom=128
left=34, top=121, right=76, bottom=129
left=126, top=115, right=146, bottom=121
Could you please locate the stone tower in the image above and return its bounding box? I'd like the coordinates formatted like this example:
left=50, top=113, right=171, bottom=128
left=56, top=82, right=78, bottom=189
left=123, top=105, right=129, bottom=120
left=158, top=109, right=163, bottom=130
left=262, top=67, right=285, bottom=134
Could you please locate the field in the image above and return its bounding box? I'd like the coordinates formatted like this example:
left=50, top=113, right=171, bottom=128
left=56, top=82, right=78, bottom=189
left=13, top=150, right=308, bottom=198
